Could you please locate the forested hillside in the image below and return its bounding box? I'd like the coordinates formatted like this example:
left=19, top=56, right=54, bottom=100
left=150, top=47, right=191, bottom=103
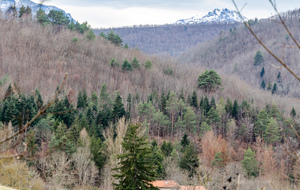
left=94, top=23, right=238, bottom=56
left=0, top=7, right=300, bottom=190
left=182, top=9, right=300, bottom=98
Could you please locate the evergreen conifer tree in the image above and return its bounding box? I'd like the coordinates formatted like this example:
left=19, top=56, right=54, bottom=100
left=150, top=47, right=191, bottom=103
left=183, top=107, right=197, bottom=134
left=272, top=83, right=277, bottom=94
left=122, top=59, right=132, bottom=71
left=112, top=92, right=126, bottom=122
left=180, top=133, right=190, bottom=148
left=210, top=96, right=216, bottom=109
left=232, top=100, right=239, bottom=119
left=161, top=141, right=173, bottom=157
left=254, top=110, right=269, bottom=138
left=291, top=107, right=296, bottom=118
left=113, top=124, right=158, bottom=190
left=131, top=57, right=141, bottom=70
left=254, top=50, right=264, bottom=66
left=19, top=5, right=26, bottom=18
left=260, top=67, right=265, bottom=77
left=179, top=89, right=185, bottom=102
left=191, top=90, right=198, bottom=108
left=198, top=69, right=222, bottom=93
left=265, top=117, right=281, bottom=144
left=241, top=148, right=258, bottom=177
left=179, top=145, right=199, bottom=177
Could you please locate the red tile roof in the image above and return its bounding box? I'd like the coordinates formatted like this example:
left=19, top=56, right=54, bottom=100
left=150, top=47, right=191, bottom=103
left=150, top=180, right=180, bottom=188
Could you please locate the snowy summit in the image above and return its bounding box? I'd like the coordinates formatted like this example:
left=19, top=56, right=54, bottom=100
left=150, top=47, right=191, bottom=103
left=0, top=0, right=74, bottom=21
left=175, top=8, right=245, bottom=25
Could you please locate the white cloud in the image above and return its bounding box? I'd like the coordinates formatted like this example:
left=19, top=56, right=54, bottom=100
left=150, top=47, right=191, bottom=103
left=59, top=6, right=200, bottom=28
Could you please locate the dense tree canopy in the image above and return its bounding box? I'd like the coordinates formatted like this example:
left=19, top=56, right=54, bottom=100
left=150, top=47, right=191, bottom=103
left=198, top=69, right=222, bottom=93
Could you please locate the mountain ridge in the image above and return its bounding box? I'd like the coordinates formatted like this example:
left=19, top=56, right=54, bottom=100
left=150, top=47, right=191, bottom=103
left=175, top=8, right=245, bottom=25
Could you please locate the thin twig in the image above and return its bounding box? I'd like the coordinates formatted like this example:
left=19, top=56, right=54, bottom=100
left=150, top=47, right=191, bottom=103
left=0, top=73, right=68, bottom=145
left=232, top=0, right=300, bottom=82
left=268, top=0, right=300, bottom=49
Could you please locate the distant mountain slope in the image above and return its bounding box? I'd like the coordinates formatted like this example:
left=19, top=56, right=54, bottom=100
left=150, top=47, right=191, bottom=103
left=94, top=23, right=239, bottom=56
left=181, top=9, right=300, bottom=97
left=175, top=8, right=244, bottom=25
left=0, top=0, right=74, bottom=21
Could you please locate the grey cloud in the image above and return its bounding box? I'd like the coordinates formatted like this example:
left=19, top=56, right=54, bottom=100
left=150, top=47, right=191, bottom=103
left=55, top=0, right=203, bottom=9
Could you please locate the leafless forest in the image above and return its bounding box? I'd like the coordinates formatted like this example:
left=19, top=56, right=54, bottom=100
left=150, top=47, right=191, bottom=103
left=94, top=23, right=238, bottom=56
left=182, top=9, right=300, bottom=98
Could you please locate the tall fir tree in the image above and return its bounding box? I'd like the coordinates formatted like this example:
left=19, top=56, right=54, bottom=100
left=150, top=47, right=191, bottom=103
left=272, top=83, right=277, bottom=94
left=131, top=57, right=141, bottom=70
left=180, top=133, right=190, bottom=148
left=113, top=124, right=158, bottom=190
left=291, top=107, right=296, bottom=118
left=232, top=100, right=239, bottom=119
left=112, top=92, right=126, bottom=122
left=254, top=50, right=264, bottom=66
left=260, top=67, right=265, bottom=77
left=191, top=90, right=198, bottom=108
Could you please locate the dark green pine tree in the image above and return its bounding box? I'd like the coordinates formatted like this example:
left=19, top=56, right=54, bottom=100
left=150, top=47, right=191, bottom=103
left=161, top=141, right=173, bottom=157
left=151, top=146, right=165, bottom=179
left=97, top=104, right=112, bottom=132
left=199, top=96, right=204, bottom=108
left=254, top=50, right=264, bottom=66
left=260, top=80, right=266, bottom=89
left=113, top=124, right=159, bottom=190
left=90, top=136, right=106, bottom=173
left=232, top=100, right=239, bottom=119
left=210, top=96, right=216, bottom=109
left=131, top=57, right=141, bottom=70
left=19, top=5, right=26, bottom=18
left=86, top=107, right=95, bottom=126
left=25, top=95, right=38, bottom=125
left=112, top=92, right=126, bottom=122
left=180, top=133, right=190, bottom=148
left=122, top=59, right=132, bottom=71
left=179, top=145, right=199, bottom=177
left=202, top=96, right=210, bottom=115
left=2, top=97, right=18, bottom=125
left=160, top=92, right=167, bottom=115
left=77, top=91, right=84, bottom=109
left=277, top=72, right=281, bottom=83
left=291, top=107, right=296, bottom=118
left=191, top=90, right=198, bottom=108
left=272, top=83, right=277, bottom=94
left=260, top=67, right=265, bottom=77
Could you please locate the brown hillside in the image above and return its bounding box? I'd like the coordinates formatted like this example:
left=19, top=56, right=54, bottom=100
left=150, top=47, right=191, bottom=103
left=0, top=18, right=299, bottom=115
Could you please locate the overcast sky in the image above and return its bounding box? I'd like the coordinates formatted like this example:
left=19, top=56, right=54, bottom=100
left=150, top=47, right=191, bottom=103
left=31, top=0, right=299, bottom=28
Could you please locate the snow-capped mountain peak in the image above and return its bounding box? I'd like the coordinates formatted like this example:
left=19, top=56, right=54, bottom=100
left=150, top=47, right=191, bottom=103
left=0, top=0, right=74, bottom=21
left=175, top=8, right=246, bottom=25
